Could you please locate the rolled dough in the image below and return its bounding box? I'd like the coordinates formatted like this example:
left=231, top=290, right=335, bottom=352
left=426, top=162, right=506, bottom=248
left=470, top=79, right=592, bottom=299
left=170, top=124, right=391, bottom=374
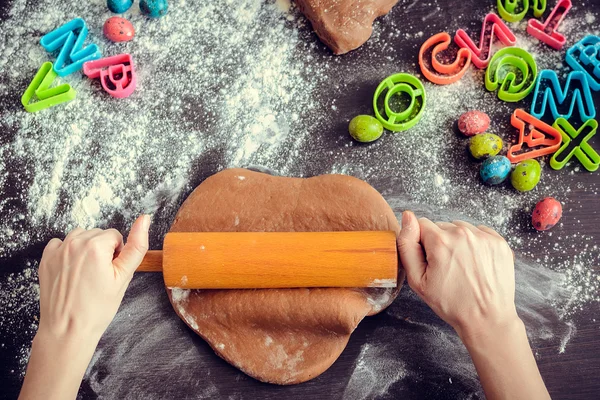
left=166, top=168, right=403, bottom=384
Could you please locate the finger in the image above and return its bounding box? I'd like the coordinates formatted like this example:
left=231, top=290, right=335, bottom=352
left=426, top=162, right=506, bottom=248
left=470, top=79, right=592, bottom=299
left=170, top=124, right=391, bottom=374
left=63, top=227, right=85, bottom=242
left=42, top=238, right=62, bottom=256
left=418, top=217, right=442, bottom=246
left=397, top=211, right=427, bottom=289
left=74, top=228, right=104, bottom=241
left=99, top=228, right=124, bottom=252
left=478, top=225, right=503, bottom=239
left=452, top=220, right=479, bottom=233
left=113, top=215, right=151, bottom=276
left=435, top=222, right=455, bottom=230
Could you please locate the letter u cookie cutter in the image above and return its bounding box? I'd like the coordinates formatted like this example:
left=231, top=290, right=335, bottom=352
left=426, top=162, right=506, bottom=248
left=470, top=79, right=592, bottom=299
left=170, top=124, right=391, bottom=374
left=21, top=62, right=76, bottom=112
left=419, top=32, right=472, bottom=85
left=498, top=0, right=546, bottom=22
left=40, top=18, right=101, bottom=76
left=485, top=47, right=538, bottom=102
left=531, top=70, right=596, bottom=122
left=454, top=13, right=517, bottom=69
left=83, top=54, right=136, bottom=98
left=527, top=0, right=572, bottom=50
left=372, top=73, right=426, bottom=132
left=565, top=35, right=600, bottom=91
left=507, top=109, right=562, bottom=163
left=550, top=118, right=599, bottom=172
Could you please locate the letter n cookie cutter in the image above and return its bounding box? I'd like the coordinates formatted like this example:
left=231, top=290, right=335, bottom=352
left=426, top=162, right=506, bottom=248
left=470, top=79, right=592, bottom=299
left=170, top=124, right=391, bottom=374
left=531, top=70, right=596, bottom=122
left=83, top=54, right=136, bottom=98
left=497, top=0, right=546, bottom=22
left=419, top=32, right=471, bottom=85
left=565, top=35, right=600, bottom=91
left=507, top=109, right=562, bottom=163
left=485, top=47, right=538, bottom=102
left=21, top=62, right=76, bottom=112
left=372, top=73, right=426, bottom=132
left=454, top=13, right=516, bottom=69
left=527, top=0, right=572, bottom=50
left=40, top=18, right=101, bottom=76
left=550, top=118, right=599, bottom=171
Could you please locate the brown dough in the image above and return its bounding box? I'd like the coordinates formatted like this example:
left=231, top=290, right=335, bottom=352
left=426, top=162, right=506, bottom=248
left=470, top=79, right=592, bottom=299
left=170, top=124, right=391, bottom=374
left=166, top=168, right=403, bottom=384
left=295, top=0, right=399, bottom=55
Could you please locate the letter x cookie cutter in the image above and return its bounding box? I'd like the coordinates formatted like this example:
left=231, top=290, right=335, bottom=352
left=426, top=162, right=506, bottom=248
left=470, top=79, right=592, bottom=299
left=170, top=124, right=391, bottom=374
left=550, top=118, right=599, bottom=171
left=83, top=54, right=137, bottom=98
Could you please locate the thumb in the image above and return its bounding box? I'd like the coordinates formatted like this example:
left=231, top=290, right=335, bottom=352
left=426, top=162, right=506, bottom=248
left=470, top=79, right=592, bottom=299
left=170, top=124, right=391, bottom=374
left=114, top=215, right=151, bottom=276
left=397, top=211, right=427, bottom=290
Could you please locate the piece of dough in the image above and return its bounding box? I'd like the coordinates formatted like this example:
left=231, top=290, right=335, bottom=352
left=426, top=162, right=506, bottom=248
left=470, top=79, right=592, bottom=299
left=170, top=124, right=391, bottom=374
left=166, top=168, right=403, bottom=384
left=295, top=0, right=399, bottom=55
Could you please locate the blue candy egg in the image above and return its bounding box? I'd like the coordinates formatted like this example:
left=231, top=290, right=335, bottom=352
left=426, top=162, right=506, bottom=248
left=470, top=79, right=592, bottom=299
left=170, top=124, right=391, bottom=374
left=140, top=0, right=168, bottom=18
left=480, top=156, right=511, bottom=185
left=107, top=0, right=133, bottom=14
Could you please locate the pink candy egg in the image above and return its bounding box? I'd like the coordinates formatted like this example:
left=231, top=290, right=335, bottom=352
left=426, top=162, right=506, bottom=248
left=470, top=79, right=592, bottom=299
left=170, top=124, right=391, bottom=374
left=532, top=197, right=562, bottom=231
left=103, top=17, right=135, bottom=43
left=458, top=110, right=490, bottom=137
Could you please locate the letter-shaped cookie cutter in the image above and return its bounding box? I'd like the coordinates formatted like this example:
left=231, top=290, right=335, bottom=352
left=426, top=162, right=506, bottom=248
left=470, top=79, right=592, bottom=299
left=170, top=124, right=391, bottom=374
left=565, top=35, right=600, bottom=91
left=372, top=73, right=426, bottom=132
left=485, top=47, right=538, bottom=102
left=418, top=32, right=472, bottom=85
left=21, top=62, right=76, bottom=112
left=527, top=0, right=572, bottom=50
left=498, top=0, right=546, bottom=22
left=454, top=13, right=517, bottom=69
left=40, top=18, right=101, bottom=77
left=507, top=109, right=562, bottom=163
left=83, top=54, right=136, bottom=98
left=531, top=70, right=596, bottom=122
left=550, top=118, right=599, bottom=171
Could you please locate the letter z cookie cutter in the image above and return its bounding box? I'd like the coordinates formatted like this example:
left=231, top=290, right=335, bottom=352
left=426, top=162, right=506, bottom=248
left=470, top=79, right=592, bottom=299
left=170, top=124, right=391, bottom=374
left=83, top=54, right=137, bottom=98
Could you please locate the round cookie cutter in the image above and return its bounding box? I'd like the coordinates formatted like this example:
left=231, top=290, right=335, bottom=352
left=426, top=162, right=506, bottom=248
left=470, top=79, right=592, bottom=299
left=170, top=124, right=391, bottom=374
left=372, top=73, right=427, bottom=132
left=485, top=47, right=538, bottom=102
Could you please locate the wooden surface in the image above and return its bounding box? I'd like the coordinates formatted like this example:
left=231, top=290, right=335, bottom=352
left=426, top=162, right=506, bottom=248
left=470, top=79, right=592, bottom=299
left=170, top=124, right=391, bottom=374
left=1, top=0, right=599, bottom=399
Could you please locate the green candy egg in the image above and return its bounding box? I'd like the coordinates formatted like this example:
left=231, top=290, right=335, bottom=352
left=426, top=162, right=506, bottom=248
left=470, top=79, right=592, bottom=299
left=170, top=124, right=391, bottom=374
left=469, top=133, right=503, bottom=160
left=349, top=115, right=384, bottom=143
left=511, top=159, right=541, bottom=192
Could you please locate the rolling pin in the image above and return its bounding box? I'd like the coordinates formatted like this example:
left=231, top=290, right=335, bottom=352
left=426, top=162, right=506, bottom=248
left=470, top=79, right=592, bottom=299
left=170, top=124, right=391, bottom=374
left=136, top=231, right=398, bottom=289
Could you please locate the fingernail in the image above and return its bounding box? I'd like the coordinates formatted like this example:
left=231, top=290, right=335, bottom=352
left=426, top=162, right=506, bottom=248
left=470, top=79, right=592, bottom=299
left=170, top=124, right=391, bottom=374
left=142, top=215, right=151, bottom=231
left=401, top=211, right=411, bottom=229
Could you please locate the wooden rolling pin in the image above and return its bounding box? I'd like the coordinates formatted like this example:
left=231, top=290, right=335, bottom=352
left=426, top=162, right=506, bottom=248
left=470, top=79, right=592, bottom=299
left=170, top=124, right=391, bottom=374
left=136, top=231, right=398, bottom=289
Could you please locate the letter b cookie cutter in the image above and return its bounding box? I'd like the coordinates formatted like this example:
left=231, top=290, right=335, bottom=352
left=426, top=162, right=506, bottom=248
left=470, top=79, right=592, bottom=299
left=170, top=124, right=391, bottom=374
left=83, top=54, right=136, bottom=98
left=372, top=73, right=426, bottom=132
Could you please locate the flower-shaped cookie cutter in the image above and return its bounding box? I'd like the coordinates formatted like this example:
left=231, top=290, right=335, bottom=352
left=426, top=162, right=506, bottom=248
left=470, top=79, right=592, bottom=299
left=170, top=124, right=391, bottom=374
left=372, top=73, right=426, bottom=132
left=485, top=47, right=538, bottom=102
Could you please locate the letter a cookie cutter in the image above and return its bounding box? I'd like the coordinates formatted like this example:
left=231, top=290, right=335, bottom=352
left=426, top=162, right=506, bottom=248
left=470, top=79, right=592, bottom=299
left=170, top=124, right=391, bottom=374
left=372, top=73, right=426, bottom=132
left=498, top=0, right=546, bottom=22
left=531, top=70, right=596, bottom=122
left=550, top=118, right=599, bottom=172
left=507, top=109, right=562, bottom=163
left=454, top=13, right=517, bottom=69
left=40, top=18, right=101, bottom=77
left=419, top=32, right=472, bottom=85
left=485, top=47, right=538, bottom=102
left=21, top=62, right=76, bottom=112
left=565, top=35, right=600, bottom=91
left=527, top=0, right=572, bottom=50
left=83, top=54, right=136, bottom=98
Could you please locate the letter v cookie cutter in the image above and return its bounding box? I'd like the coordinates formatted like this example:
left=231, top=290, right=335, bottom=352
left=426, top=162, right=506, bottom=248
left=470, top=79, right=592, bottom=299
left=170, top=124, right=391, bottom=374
left=527, top=0, right=572, bottom=50
left=40, top=18, right=101, bottom=76
left=21, top=62, right=76, bottom=112
left=83, top=54, right=137, bottom=98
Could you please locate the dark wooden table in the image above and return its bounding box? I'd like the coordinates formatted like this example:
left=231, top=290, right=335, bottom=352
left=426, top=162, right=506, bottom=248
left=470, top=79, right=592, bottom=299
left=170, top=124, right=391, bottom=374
left=1, top=0, right=599, bottom=399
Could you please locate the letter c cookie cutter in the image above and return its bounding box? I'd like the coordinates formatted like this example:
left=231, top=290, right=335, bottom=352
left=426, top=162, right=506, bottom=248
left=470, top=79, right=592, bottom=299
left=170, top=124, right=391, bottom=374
left=419, top=32, right=472, bottom=85
left=372, top=73, right=426, bottom=132
left=83, top=54, right=136, bottom=98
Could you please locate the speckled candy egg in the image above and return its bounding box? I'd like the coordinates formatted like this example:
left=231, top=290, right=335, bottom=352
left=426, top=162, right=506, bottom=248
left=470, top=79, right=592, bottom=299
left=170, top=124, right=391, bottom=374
left=511, top=159, right=541, bottom=192
left=348, top=115, right=383, bottom=143
left=103, top=17, right=135, bottom=42
left=140, top=0, right=168, bottom=18
left=458, top=110, right=490, bottom=137
left=469, top=133, right=503, bottom=160
left=107, top=0, right=133, bottom=14
left=532, top=197, right=562, bottom=231
left=480, top=155, right=511, bottom=185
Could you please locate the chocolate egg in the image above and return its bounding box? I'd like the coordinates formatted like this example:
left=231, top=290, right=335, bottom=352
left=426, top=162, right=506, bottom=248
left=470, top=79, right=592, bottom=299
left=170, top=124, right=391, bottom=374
left=511, top=159, right=541, bottom=192
left=458, top=110, right=490, bottom=137
left=107, top=0, right=133, bottom=14
left=469, top=133, right=503, bottom=160
left=532, top=197, right=562, bottom=231
left=140, top=0, right=168, bottom=18
left=103, top=17, right=135, bottom=42
left=480, top=156, right=511, bottom=185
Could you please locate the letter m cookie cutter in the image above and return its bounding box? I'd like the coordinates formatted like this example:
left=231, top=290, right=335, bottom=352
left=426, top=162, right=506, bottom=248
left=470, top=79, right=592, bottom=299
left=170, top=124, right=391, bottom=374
left=83, top=54, right=137, bottom=98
